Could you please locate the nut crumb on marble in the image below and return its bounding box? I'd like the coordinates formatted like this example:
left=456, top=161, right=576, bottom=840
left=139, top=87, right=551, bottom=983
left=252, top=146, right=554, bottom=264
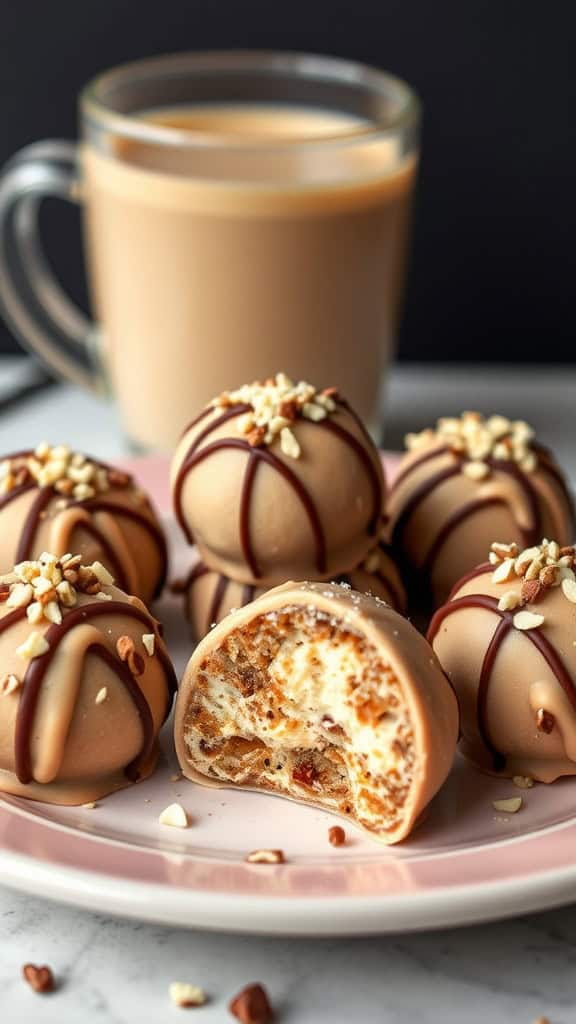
left=169, top=982, right=206, bottom=1008
left=328, top=825, right=346, bottom=847
left=22, top=963, right=55, bottom=993
left=229, top=982, right=274, bottom=1024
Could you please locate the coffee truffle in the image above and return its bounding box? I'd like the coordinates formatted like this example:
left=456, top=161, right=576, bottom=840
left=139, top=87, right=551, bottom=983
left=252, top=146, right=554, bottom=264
left=0, top=552, right=176, bottom=804
left=0, top=444, right=167, bottom=604
left=181, top=540, right=406, bottom=642
left=171, top=374, right=385, bottom=586
left=429, top=539, right=576, bottom=782
left=175, top=581, right=457, bottom=844
left=386, top=413, right=574, bottom=607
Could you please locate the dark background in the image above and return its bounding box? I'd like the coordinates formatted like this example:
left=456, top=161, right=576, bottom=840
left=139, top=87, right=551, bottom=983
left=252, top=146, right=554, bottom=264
left=0, top=0, right=573, bottom=363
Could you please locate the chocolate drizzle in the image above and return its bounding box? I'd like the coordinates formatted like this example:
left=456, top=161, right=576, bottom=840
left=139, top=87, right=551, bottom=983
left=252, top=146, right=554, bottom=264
left=428, top=592, right=576, bottom=770
left=388, top=441, right=572, bottom=580
left=79, top=500, right=168, bottom=598
left=174, top=401, right=383, bottom=580
left=336, top=542, right=405, bottom=612
left=15, top=487, right=55, bottom=562
left=0, top=599, right=176, bottom=787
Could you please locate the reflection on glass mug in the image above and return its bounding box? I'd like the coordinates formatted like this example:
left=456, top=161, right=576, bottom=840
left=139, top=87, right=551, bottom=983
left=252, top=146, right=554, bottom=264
left=0, top=52, right=419, bottom=451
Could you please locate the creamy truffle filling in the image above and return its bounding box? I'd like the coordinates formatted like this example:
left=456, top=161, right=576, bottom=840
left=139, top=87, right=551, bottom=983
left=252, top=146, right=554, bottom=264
left=182, top=605, right=415, bottom=836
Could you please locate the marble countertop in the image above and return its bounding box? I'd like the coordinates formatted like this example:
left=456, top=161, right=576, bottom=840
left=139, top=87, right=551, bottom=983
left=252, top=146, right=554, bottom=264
left=0, top=359, right=575, bottom=1024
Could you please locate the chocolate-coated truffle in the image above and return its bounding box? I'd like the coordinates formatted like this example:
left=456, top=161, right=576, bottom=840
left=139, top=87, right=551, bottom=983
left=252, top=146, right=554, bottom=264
left=0, top=552, right=176, bottom=804
left=387, top=413, right=574, bottom=607
left=175, top=581, right=458, bottom=844
left=0, top=444, right=167, bottom=604
left=180, top=540, right=406, bottom=642
left=171, top=374, right=385, bottom=586
left=429, top=539, right=576, bottom=782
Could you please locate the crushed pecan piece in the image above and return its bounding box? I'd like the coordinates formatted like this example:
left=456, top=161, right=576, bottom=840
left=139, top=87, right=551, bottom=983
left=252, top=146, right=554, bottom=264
left=22, top=964, right=54, bottom=994
left=229, top=983, right=273, bottom=1024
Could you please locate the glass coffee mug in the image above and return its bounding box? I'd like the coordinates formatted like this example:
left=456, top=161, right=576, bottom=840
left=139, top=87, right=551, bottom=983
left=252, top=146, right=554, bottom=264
left=0, top=52, right=419, bottom=451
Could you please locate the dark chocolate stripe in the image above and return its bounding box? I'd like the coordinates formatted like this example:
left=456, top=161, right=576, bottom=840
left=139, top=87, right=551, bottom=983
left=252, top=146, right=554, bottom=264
left=239, top=452, right=260, bottom=577
left=80, top=500, right=168, bottom=598
left=390, top=464, right=461, bottom=550
left=173, top=404, right=252, bottom=542
left=15, top=487, right=54, bottom=561
left=0, top=479, right=35, bottom=514
left=72, top=520, right=128, bottom=592
left=428, top=593, right=576, bottom=770
left=241, top=583, right=256, bottom=606
left=14, top=600, right=176, bottom=785
left=391, top=444, right=452, bottom=491
left=178, top=404, right=214, bottom=442
left=177, top=438, right=327, bottom=576
left=207, top=574, right=228, bottom=632
left=487, top=459, right=540, bottom=542
left=422, top=498, right=509, bottom=574
left=447, top=562, right=493, bottom=600
left=319, top=418, right=382, bottom=534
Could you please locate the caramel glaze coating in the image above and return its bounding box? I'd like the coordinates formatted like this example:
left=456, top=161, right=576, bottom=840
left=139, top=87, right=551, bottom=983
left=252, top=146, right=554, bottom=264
left=0, top=453, right=167, bottom=604
left=429, top=566, right=576, bottom=782
left=175, top=581, right=458, bottom=845
left=171, top=401, right=385, bottom=586
left=0, top=581, right=176, bottom=804
left=387, top=441, right=574, bottom=608
left=181, top=542, right=407, bottom=643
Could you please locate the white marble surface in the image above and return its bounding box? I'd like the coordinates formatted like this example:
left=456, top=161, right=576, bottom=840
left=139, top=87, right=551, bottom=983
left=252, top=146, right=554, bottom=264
left=0, top=358, right=575, bottom=1024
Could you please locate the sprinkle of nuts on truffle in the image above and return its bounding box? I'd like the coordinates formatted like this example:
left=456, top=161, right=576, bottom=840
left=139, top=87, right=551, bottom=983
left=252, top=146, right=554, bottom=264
left=489, top=540, right=576, bottom=613
left=245, top=849, right=285, bottom=865
left=492, top=797, right=522, bottom=814
left=536, top=708, right=555, bottom=733
left=169, top=982, right=207, bottom=1008
left=328, top=825, right=346, bottom=847
left=405, top=413, right=536, bottom=477
left=22, top=964, right=55, bottom=994
left=229, top=982, right=274, bottom=1024
left=0, top=673, right=20, bottom=695
left=212, top=373, right=339, bottom=458
left=142, top=632, right=155, bottom=656
left=3, top=553, right=116, bottom=662
left=95, top=687, right=108, bottom=705
left=158, top=803, right=189, bottom=828
left=0, top=443, right=131, bottom=501
left=513, top=610, right=545, bottom=631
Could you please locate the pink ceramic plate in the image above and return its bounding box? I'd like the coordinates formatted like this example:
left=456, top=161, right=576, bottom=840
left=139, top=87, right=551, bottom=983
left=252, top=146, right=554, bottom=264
left=1, top=455, right=576, bottom=935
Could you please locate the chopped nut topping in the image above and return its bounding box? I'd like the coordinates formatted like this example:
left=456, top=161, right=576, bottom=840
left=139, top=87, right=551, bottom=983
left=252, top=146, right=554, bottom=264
left=142, top=633, right=155, bottom=656
left=405, top=412, right=537, bottom=477
left=245, top=849, right=285, bottom=865
left=169, top=982, right=207, bottom=1008
left=492, top=797, right=522, bottom=814
left=82, top=802, right=97, bottom=809
left=0, top=444, right=130, bottom=500
left=211, top=373, right=338, bottom=459
left=0, top=673, right=20, bottom=696
left=488, top=540, right=576, bottom=613
left=158, top=803, right=189, bottom=828
left=95, top=687, right=108, bottom=705
left=16, top=631, right=49, bottom=661
left=497, top=590, right=522, bottom=612
left=22, top=963, right=54, bottom=994
left=229, top=983, right=273, bottom=1024
left=513, top=775, right=534, bottom=789
left=116, top=634, right=144, bottom=676
left=328, top=825, right=346, bottom=847
left=513, top=610, right=545, bottom=631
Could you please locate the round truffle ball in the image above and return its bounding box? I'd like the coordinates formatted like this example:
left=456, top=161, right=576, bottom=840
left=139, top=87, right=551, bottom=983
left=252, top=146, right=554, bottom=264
left=0, top=553, right=176, bottom=804
left=0, top=444, right=167, bottom=604
left=429, top=539, right=576, bottom=782
left=387, top=413, right=574, bottom=607
left=175, top=580, right=458, bottom=845
left=171, top=374, right=385, bottom=586
left=181, top=541, right=406, bottom=642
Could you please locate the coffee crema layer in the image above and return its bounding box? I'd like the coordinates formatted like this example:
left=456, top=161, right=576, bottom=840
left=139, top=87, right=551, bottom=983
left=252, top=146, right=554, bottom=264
left=386, top=412, right=574, bottom=608
left=429, top=540, right=576, bottom=782
left=174, top=581, right=457, bottom=845
left=0, top=553, right=176, bottom=805
left=171, top=375, right=385, bottom=586
left=0, top=444, right=167, bottom=604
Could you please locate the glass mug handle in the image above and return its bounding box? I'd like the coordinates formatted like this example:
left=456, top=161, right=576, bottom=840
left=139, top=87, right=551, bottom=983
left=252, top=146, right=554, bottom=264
left=0, top=141, right=104, bottom=393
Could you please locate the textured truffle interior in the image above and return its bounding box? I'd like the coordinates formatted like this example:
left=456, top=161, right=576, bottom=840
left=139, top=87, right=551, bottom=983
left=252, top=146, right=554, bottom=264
left=182, top=605, right=415, bottom=837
